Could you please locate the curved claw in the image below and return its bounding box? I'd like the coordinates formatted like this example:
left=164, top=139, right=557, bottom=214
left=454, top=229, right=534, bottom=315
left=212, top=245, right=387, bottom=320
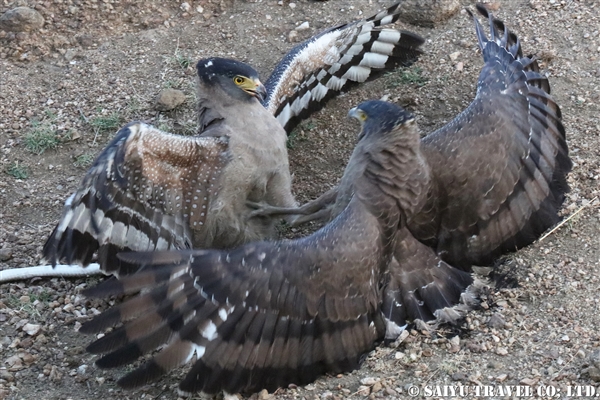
left=246, top=202, right=304, bottom=220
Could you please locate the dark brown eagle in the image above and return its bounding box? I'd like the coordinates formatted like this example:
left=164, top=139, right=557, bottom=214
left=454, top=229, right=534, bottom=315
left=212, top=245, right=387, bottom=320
left=251, top=3, right=572, bottom=334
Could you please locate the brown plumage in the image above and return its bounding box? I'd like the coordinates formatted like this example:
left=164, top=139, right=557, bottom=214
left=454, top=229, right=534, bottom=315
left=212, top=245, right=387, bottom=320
left=251, top=4, right=572, bottom=333
left=43, top=58, right=296, bottom=276
left=80, top=101, right=427, bottom=395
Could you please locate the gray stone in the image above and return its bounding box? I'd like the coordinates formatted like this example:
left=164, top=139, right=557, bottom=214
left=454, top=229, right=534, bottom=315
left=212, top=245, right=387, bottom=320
left=487, top=313, right=507, bottom=329
left=584, top=367, right=600, bottom=382
left=451, top=372, right=468, bottom=381
left=155, top=88, right=186, bottom=111
left=0, top=247, right=13, bottom=261
left=589, top=349, right=600, bottom=368
left=397, top=0, right=460, bottom=27
left=0, top=7, right=44, bottom=32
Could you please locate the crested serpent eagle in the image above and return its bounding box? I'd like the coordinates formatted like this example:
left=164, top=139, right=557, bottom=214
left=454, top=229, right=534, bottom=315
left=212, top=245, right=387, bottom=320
left=250, top=4, right=572, bottom=335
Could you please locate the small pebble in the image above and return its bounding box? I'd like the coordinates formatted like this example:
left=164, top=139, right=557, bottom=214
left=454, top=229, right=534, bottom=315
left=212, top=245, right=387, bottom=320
left=22, top=323, right=41, bottom=336
left=360, top=377, right=380, bottom=386
left=296, top=21, right=310, bottom=31
left=0, top=247, right=13, bottom=261
left=154, top=88, right=186, bottom=111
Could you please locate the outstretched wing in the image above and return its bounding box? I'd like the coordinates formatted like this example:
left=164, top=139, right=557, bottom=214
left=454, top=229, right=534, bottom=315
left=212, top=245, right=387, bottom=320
left=264, top=2, right=424, bottom=133
left=80, top=199, right=386, bottom=394
left=412, top=5, right=571, bottom=267
left=42, top=122, right=230, bottom=276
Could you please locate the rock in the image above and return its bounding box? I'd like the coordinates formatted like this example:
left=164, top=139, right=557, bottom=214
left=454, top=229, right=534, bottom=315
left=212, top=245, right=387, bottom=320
left=49, top=365, right=62, bottom=382
left=22, top=323, right=41, bottom=336
left=5, top=355, right=23, bottom=371
left=0, top=7, right=44, bottom=32
left=451, top=372, right=468, bottom=381
left=288, top=29, right=299, bottom=43
left=520, top=378, right=537, bottom=386
left=76, top=34, right=95, bottom=47
left=360, top=377, right=380, bottom=386
left=584, top=367, right=600, bottom=382
left=20, top=352, right=35, bottom=365
left=64, top=49, right=77, bottom=62
left=295, top=21, right=310, bottom=31
left=372, top=381, right=383, bottom=393
left=449, top=335, right=461, bottom=352
left=180, top=2, right=191, bottom=12
left=0, top=247, right=12, bottom=261
left=0, top=368, right=14, bottom=382
left=487, top=313, right=506, bottom=329
left=589, top=349, right=600, bottom=368
left=397, top=0, right=460, bottom=27
left=155, top=88, right=186, bottom=111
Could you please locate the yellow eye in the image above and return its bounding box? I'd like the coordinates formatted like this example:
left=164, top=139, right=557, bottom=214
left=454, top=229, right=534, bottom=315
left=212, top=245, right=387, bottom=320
left=359, top=111, right=368, bottom=121
left=233, top=76, right=245, bottom=85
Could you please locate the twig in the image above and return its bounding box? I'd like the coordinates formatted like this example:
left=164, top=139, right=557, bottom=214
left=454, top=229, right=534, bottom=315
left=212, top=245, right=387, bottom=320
left=92, top=128, right=100, bottom=146
left=538, top=196, right=598, bottom=242
left=77, top=106, right=89, bottom=123
left=423, top=368, right=440, bottom=386
left=551, top=346, right=579, bottom=381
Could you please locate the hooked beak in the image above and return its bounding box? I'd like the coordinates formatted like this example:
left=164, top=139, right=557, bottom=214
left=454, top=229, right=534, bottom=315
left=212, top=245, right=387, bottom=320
left=348, top=107, right=367, bottom=140
left=244, top=78, right=267, bottom=103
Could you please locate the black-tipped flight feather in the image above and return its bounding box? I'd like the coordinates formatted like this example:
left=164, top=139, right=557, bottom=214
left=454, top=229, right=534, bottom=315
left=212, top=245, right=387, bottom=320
left=42, top=122, right=230, bottom=276
left=265, top=1, right=424, bottom=132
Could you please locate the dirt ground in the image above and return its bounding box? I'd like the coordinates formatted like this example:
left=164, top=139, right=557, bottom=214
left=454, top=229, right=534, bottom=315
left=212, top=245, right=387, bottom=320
left=1, top=0, right=599, bottom=399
